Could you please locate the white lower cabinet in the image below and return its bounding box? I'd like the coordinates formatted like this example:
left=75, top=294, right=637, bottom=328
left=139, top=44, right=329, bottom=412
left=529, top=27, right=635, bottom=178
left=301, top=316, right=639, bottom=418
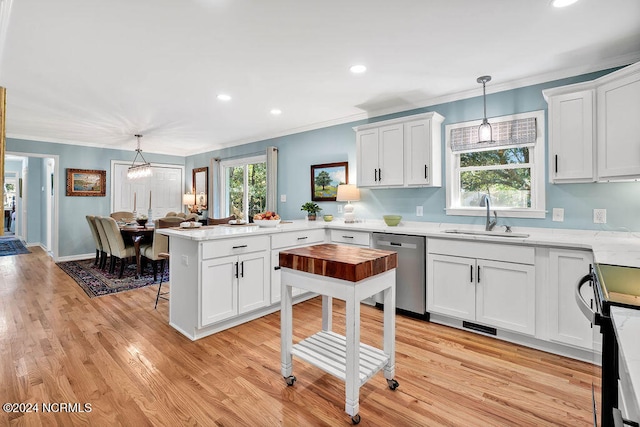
left=427, top=239, right=536, bottom=336
left=270, top=228, right=326, bottom=304
left=547, top=248, right=594, bottom=350
left=200, top=236, right=269, bottom=327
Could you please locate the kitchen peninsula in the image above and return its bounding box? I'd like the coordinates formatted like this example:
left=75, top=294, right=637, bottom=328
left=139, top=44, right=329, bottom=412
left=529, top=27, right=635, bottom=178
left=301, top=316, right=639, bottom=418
left=159, top=219, right=640, bottom=422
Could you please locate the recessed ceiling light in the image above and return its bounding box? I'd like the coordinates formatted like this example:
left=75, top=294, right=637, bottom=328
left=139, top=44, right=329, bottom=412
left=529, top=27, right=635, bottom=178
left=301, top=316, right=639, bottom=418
left=551, top=0, right=579, bottom=7
left=217, top=94, right=231, bottom=101
left=350, top=65, right=367, bottom=74
left=270, top=109, right=282, bottom=115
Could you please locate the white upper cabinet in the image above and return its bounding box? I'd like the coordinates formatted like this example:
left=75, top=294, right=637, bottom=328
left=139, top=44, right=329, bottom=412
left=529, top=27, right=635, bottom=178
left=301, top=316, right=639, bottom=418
left=545, top=88, right=595, bottom=183
left=543, top=61, right=640, bottom=183
left=597, top=65, right=640, bottom=180
left=354, top=112, right=444, bottom=188
left=404, top=115, right=443, bottom=186
left=356, top=123, right=404, bottom=187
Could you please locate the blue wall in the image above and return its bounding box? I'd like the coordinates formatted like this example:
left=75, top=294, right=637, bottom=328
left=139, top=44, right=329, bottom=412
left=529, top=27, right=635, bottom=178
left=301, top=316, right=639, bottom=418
left=186, top=67, right=640, bottom=232
left=9, top=66, right=640, bottom=259
left=6, top=138, right=185, bottom=257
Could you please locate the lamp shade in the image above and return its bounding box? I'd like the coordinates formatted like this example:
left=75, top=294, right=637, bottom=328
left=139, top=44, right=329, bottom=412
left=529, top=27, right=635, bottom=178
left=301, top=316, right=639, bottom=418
left=336, top=184, right=360, bottom=202
left=183, top=193, right=196, bottom=206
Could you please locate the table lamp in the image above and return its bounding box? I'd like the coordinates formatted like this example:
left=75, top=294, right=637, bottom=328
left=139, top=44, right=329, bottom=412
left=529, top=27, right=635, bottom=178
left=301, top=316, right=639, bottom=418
left=183, top=193, right=197, bottom=213
left=336, top=184, right=360, bottom=223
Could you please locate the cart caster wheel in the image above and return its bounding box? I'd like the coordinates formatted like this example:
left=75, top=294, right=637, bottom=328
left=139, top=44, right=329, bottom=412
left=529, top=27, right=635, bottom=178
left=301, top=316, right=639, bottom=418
left=387, top=378, right=399, bottom=390
left=351, top=414, right=361, bottom=424
left=284, top=375, right=296, bottom=386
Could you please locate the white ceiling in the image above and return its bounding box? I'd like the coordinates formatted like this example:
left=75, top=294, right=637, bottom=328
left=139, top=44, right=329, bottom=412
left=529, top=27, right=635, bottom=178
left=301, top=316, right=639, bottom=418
left=0, top=0, right=639, bottom=157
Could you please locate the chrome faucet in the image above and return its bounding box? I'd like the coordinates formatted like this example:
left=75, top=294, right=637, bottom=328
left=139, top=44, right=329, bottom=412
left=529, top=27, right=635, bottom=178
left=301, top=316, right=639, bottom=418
left=479, top=194, right=497, bottom=231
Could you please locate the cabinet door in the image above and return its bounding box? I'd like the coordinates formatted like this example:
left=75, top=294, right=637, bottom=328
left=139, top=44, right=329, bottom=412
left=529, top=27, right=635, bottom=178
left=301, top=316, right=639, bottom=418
left=549, top=90, right=594, bottom=183
left=201, top=255, right=237, bottom=326
left=405, top=119, right=435, bottom=186
left=548, top=249, right=594, bottom=349
left=238, top=251, right=269, bottom=314
left=597, top=72, right=640, bottom=180
left=427, top=254, right=475, bottom=321
left=356, top=128, right=380, bottom=187
left=378, top=124, right=404, bottom=186
left=475, top=259, right=536, bottom=336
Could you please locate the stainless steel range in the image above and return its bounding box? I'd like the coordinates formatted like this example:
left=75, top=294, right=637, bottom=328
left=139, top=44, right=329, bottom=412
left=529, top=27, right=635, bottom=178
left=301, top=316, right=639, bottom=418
left=576, top=263, right=640, bottom=427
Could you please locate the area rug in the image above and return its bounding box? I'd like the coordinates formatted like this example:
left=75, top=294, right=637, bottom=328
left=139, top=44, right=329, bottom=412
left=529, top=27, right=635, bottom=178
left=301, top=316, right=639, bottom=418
left=57, top=258, right=168, bottom=298
left=0, top=238, right=31, bottom=256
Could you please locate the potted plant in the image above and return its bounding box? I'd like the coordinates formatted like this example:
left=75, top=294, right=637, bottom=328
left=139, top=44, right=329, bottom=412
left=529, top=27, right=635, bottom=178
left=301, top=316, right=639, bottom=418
left=301, top=202, right=322, bottom=221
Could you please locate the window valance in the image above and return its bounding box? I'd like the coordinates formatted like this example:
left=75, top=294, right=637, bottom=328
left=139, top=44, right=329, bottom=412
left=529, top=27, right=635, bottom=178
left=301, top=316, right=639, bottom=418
left=450, top=117, right=537, bottom=153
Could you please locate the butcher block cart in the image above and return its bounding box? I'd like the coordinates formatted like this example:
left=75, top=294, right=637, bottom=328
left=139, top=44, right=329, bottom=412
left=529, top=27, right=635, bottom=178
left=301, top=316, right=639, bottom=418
left=279, top=243, right=399, bottom=424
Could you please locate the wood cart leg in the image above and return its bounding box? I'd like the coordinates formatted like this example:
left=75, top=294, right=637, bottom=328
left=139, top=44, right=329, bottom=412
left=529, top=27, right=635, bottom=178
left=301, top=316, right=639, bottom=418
left=344, top=290, right=360, bottom=418
left=281, top=282, right=295, bottom=384
left=321, top=295, right=332, bottom=332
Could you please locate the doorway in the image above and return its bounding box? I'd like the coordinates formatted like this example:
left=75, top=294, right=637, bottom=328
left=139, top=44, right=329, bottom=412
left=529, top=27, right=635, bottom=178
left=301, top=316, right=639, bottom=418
left=5, top=152, right=59, bottom=260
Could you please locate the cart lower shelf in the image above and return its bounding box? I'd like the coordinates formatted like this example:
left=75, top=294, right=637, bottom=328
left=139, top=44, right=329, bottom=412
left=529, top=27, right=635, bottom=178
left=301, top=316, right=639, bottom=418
left=292, top=330, right=389, bottom=386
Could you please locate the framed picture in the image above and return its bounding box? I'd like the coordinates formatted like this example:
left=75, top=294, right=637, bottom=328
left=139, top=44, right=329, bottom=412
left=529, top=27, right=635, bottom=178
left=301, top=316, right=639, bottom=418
left=66, top=168, right=106, bottom=197
left=311, top=162, right=348, bottom=201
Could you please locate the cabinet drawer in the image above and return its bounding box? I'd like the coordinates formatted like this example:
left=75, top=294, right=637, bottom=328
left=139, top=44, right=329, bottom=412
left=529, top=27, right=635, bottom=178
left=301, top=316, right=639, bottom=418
left=271, top=229, right=326, bottom=249
left=201, top=235, right=269, bottom=259
left=330, top=229, right=370, bottom=246
left=428, top=238, right=534, bottom=265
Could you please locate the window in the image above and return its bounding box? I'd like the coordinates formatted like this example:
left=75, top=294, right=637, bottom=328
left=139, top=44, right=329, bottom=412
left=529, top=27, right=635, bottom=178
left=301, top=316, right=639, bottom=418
left=446, top=111, right=545, bottom=218
left=220, top=155, right=267, bottom=221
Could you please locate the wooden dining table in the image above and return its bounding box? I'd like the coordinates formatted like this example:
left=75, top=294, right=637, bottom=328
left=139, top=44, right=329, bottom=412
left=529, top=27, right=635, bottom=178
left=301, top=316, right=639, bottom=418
left=119, top=225, right=154, bottom=278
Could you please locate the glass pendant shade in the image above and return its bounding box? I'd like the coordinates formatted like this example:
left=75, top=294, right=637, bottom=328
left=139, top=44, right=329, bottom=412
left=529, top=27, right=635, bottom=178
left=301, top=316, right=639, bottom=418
left=478, top=118, right=493, bottom=143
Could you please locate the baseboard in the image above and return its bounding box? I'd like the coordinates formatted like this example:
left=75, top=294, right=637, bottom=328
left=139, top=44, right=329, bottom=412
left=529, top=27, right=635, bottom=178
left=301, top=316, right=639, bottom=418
left=56, top=253, right=95, bottom=262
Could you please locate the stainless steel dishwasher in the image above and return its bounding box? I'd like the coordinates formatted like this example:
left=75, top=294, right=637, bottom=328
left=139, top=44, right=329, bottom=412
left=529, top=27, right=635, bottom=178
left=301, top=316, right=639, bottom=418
left=372, top=233, right=426, bottom=316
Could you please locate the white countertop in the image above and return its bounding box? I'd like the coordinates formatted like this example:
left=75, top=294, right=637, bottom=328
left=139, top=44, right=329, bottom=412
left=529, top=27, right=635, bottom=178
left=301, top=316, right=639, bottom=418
left=611, top=307, right=640, bottom=422
left=158, top=219, right=640, bottom=268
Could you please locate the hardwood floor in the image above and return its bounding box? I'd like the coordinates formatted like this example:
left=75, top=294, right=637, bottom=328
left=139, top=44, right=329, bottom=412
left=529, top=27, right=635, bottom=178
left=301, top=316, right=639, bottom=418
left=1, top=247, right=598, bottom=426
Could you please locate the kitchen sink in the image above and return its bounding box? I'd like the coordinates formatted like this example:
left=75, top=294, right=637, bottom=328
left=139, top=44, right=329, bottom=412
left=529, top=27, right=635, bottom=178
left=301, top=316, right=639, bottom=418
left=443, top=229, right=530, bottom=238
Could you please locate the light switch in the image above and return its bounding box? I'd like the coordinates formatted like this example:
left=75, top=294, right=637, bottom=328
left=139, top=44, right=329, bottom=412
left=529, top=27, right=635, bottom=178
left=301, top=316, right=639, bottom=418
left=280, top=194, right=286, bottom=202
left=593, top=209, right=607, bottom=224
left=416, top=206, right=423, bottom=217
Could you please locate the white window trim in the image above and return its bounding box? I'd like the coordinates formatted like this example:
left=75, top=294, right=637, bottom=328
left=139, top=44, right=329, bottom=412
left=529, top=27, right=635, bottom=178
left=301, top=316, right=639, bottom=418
left=218, top=154, right=266, bottom=218
left=445, top=110, right=546, bottom=219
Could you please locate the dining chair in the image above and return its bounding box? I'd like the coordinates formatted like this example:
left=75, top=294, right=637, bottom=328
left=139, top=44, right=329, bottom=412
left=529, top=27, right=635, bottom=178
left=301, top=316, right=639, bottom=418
left=154, top=216, right=183, bottom=228
left=94, top=216, right=111, bottom=270
left=110, top=211, right=134, bottom=222
left=184, top=213, right=199, bottom=222
left=86, top=215, right=102, bottom=266
left=165, top=211, right=178, bottom=217
left=141, top=226, right=169, bottom=282
left=207, top=215, right=236, bottom=225
left=99, top=216, right=136, bottom=278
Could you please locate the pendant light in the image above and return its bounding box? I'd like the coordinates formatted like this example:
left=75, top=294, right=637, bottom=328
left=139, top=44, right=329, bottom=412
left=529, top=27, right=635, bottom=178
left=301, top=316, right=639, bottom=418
left=127, top=134, right=153, bottom=179
left=477, top=75, right=493, bottom=143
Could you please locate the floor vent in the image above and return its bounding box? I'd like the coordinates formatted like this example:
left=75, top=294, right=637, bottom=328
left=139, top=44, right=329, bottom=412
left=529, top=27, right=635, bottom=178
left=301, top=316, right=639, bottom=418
left=463, top=321, right=497, bottom=336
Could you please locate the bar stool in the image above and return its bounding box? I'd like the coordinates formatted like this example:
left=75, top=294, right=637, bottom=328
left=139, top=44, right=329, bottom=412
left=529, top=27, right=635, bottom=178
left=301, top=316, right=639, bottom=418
left=155, top=251, right=170, bottom=309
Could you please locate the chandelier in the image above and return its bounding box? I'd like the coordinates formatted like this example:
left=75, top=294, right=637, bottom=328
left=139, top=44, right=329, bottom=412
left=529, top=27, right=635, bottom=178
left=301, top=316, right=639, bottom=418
left=127, top=134, right=152, bottom=179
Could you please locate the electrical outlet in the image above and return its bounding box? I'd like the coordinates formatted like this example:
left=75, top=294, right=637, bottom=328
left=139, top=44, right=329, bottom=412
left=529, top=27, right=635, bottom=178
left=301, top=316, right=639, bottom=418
left=181, top=255, right=189, bottom=266
left=416, top=206, right=423, bottom=216
left=593, top=209, right=607, bottom=224
left=337, top=205, right=343, bottom=213
left=280, top=194, right=286, bottom=202
left=552, top=208, right=564, bottom=222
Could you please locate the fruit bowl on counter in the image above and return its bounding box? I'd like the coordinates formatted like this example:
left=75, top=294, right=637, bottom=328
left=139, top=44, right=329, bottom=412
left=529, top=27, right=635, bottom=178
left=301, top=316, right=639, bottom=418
left=253, top=211, right=281, bottom=227
left=383, top=215, right=402, bottom=226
